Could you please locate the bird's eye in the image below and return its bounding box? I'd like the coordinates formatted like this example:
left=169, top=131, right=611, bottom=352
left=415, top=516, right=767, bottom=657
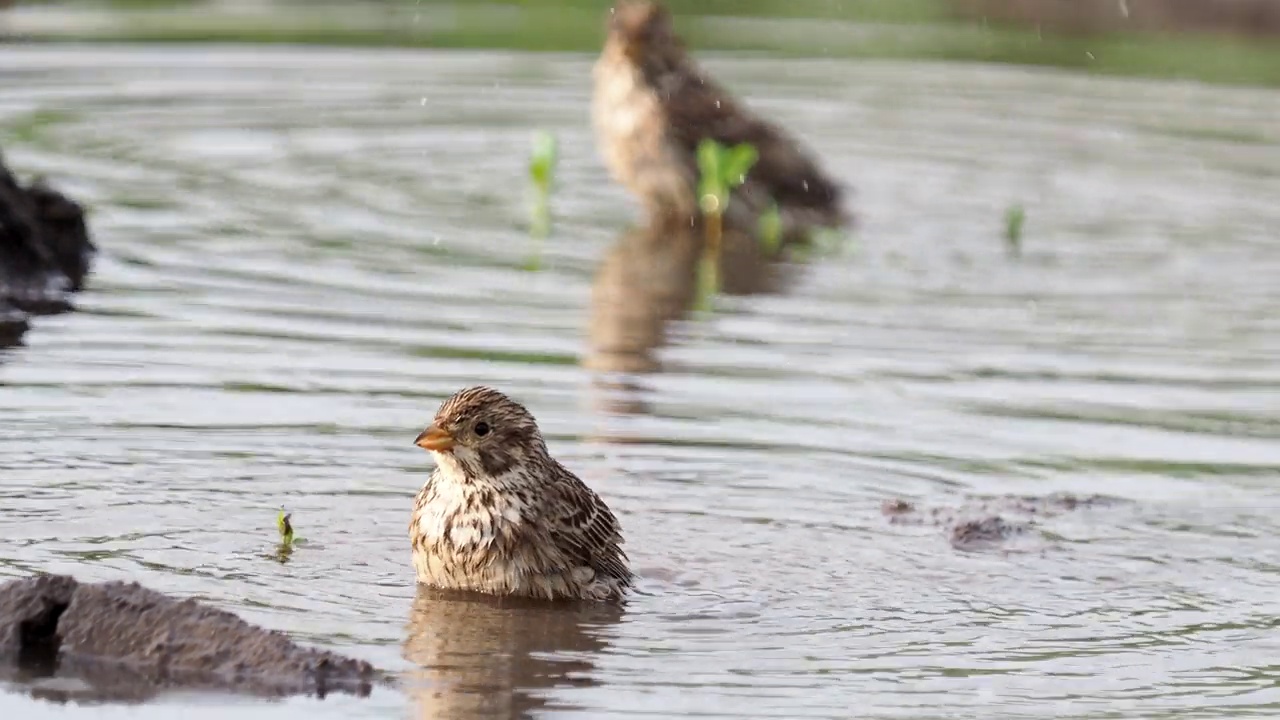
left=474, top=421, right=491, bottom=437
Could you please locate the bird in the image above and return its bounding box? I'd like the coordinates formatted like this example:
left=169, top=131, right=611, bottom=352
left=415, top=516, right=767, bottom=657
left=408, top=386, right=632, bottom=602
left=591, top=0, right=851, bottom=238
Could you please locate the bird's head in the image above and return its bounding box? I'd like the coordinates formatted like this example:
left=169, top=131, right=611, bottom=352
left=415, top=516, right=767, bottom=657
left=606, top=0, right=678, bottom=63
left=415, top=386, right=549, bottom=484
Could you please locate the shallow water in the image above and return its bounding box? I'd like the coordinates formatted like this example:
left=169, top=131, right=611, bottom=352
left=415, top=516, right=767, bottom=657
left=2, top=45, right=1280, bottom=718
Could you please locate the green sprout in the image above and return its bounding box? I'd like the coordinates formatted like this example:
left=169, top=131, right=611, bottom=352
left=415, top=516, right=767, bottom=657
left=1005, top=203, right=1026, bottom=257
left=526, top=130, right=558, bottom=270
left=758, top=202, right=782, bottom=256
left=271, top=506, right=307, bottom=563
left=695, top=138, right=758, bottom=308
left=276, top=507, right=297, bottom=546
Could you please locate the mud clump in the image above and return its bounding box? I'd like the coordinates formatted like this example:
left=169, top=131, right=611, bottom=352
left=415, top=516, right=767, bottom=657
left=0, top=574, right=381, bottom=703
left=948, top=516, right=1027, bottom=550
left=883, top=492, right=1122, bottom=551
left=0, top=303, right=28, bottom=347
left=0, top=149, right=96, bottom=346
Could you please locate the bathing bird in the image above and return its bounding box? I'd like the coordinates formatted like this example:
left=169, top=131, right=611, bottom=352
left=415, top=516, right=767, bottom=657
left=409, top=386, right=632, bottom=602
left=591, top=0, right=851, bottom=236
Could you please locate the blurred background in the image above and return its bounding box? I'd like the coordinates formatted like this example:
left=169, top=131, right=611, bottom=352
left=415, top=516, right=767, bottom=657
left=4, top=0, right=1280, bottom=87
left=2, top=1, right=1279, bottom=719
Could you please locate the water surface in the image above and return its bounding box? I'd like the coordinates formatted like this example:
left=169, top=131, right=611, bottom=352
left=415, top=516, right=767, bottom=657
left=1, top=45, right=1279, bottom=718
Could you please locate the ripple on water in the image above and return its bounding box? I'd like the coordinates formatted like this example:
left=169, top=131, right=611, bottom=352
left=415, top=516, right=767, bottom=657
left=1, top=46, right=1279, bottom=719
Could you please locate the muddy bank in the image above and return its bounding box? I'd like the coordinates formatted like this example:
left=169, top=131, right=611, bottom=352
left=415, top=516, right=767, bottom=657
left=883, top=492, right=1123, bottom=551
left=0, top=151, right=96, bottom=345
left=948, top=0, right=1280, bottom=37
left=0, top=574, right=381, bottom=703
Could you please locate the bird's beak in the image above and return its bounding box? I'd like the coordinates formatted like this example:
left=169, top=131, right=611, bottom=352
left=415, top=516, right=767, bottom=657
left=414, top=424, right=455, bottom=452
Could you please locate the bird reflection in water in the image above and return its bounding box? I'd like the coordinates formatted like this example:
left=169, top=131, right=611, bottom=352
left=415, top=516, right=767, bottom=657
left=584, top=215, right=800, bottom=416
left=401, top=587, right=624, bottom=720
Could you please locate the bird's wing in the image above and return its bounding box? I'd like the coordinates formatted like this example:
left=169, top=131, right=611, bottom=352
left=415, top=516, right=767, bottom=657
left=545, top=468, right=631, bottom=582
left=657, top=65, right=845, bottom=216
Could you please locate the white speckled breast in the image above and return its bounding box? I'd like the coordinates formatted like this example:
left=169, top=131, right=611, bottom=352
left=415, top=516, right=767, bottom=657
left=411, top=470, right=526, bottom=591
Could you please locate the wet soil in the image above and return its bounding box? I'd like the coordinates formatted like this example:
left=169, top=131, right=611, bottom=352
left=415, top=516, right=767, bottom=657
left=0, top=574, right=382, bottom=703
left=0, top=149, right=96, bottom=345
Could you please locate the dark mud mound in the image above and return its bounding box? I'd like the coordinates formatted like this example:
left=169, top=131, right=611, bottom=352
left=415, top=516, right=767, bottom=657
left=0, top=574, right=380, bottom=703
left=0, top=150, right=96, bottom=345
left=883, top=492, right=1123, bottom=551
left=0, top=303, right=27, bottom=347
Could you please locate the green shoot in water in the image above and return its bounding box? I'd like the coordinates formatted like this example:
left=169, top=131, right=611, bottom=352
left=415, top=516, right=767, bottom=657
left=526, top=130, right=558, bottom=270
left=758, top=202, right=783, bottom=256
left=276, top=507, right=297, bottom=546
left=1005, top=203, right=1026, bottom=257
left=695, top=138, right=758, bottom=308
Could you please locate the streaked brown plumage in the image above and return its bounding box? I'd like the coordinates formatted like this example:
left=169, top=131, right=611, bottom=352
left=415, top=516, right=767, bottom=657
left=592, top=0, right=851, bottom=235
left=408, top=386, right=632, bottom=602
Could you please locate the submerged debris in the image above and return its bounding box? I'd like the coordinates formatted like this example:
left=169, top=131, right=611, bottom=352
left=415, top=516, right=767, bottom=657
left=880, top=498, right=915, bottom=516
left=0, top=574, right=382, bottom=703
left=883, top=492, right=1122, bottom=551
left=949, top=515, right=1027, bottom=550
